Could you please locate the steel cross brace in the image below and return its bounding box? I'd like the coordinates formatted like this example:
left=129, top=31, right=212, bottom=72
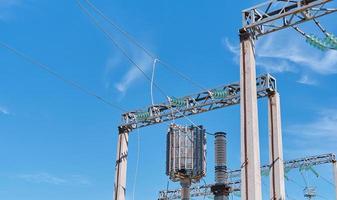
left=158, top=153, right=336, bottom=199
left=242, top=0, right=337, bottom=38
left=120, top=74, right=277, bottom=130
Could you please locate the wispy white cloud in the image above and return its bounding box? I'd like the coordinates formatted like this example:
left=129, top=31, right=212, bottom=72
left=104, top=44, right=154, bottom=95
left=0, top=106, right=10, bottom=115
left=256, top=33, right=337, bottom=75
left=297, top=74, right=318, bottom=86
left=103, top=53, right=124, bottom=89
left=223, top=31, right=337, bottom=77
left=287, top=108, right=337, bottom=139
left=17, top=172, right=91, bottom=186
left=285, top=108, right=337, bottom=157
left=114, top=52, right=153, bottom=93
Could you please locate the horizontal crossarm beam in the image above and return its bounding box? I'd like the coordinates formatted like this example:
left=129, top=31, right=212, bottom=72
left=158, top=153, right=336, bottom=199
left=242, top=0, right=337, bottom=38
left=120, top=74, right=277, bottom=130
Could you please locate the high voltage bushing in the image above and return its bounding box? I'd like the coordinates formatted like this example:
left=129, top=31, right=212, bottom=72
left=214, top=132, right=227, bottom=183
left=211, top=132, right=230, bottom=200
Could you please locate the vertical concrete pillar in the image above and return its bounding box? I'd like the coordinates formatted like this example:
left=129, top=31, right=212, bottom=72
left=239, top=29, right=262, bottom=200
left=268, top=93, right=286, bottom=200
left=333, top=161, right=337, bottom=200
left=114, top=126, right=130, bottom=200
left=180, top=179, right=191, bottom=200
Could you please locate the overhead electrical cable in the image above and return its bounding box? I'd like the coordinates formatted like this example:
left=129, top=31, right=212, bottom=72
left=76, top=0, right=169, bottom=99
left=81, top=0, right=208, bottom=91
left=0, top=42, right=126, bottom=112
left=78, top=0, right=222, bottom=132
left=319, top=174, right=335, bottom=187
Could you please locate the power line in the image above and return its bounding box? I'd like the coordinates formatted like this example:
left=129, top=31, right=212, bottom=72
left=0, top=42, right=126, bottom=112
left=76, top=0, right=169, bottom=99
left=319, top=174, right=335, bottom=187
left=81, top=0, right=208, bottom=91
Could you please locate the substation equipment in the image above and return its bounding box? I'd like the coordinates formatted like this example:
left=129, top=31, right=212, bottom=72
left=158, top=153, right=337, bottom=199
left=166, top=124, right=207, bottom=200
left=113, top=0, right=337, bottom=200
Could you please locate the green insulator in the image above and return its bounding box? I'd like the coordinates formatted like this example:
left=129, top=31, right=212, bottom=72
left=169, top=97, right=187, bottom=107
left=233, top=191, right=241, bottom=197
left=261, top=169, right=270, bottom=177
left=211, top=89, right=227, bottom=99
left=306, top=35, right=328, bottom=51
left=324, top=33, right=337, bottom=49
left=308, top=166, right=319, bottom=178
left=136, top=112, right=150, bottom=120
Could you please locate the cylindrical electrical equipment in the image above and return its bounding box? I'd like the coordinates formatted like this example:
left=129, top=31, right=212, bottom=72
left=166, top=124, right=207, bottom=200
left=211, top=132, right=230, bottom=200
left=215, top=132, right=227, bottom=184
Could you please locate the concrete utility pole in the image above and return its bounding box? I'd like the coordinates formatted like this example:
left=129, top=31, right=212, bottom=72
left=268, top=93, right=286, bottom=200
left=239, top=29, right=262, bottom=200
left=239, top=1, right=336, bottom=199
left=114, top=126, right=130, bottom=200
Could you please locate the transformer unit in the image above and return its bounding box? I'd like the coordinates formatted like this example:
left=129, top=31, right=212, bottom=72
left=165, top=124, right=206, bottom=199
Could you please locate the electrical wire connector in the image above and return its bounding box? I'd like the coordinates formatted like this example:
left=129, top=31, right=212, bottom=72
left=306, top=34, right=329, bottom=51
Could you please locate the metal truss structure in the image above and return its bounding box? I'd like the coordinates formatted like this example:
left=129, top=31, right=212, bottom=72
left=120, top=74, right=276, bottom=130
left=158, top=153, right=336, bottom=199
left=242, top=0, right=337, bottom=38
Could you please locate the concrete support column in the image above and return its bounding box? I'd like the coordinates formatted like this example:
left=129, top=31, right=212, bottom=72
left=239, top=29, right=262, bottom=200
left=114, top=126, right=130, bottom=200
left=180, top=179, right=191, bottom=200
left=268, top=93, right=286, bottom=200
left=333, top=161, right=337, bottom=200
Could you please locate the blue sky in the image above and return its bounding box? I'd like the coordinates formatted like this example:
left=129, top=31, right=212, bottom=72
left=1, top=0, right=337, bottom=199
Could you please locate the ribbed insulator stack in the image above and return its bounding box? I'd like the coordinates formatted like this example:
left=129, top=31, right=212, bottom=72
left=306, top=34, right=328, bottom=51
left=136, top=112, right=150, bottom=120
left=211, top=132, right=230, bottom=200
left=324, top=33, right=337, bottom=49
left=214, top=132, right=227, bottom=184
left=211, top=90, right=228, bottom=99
left=169, top=97, right=187, bottom=107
